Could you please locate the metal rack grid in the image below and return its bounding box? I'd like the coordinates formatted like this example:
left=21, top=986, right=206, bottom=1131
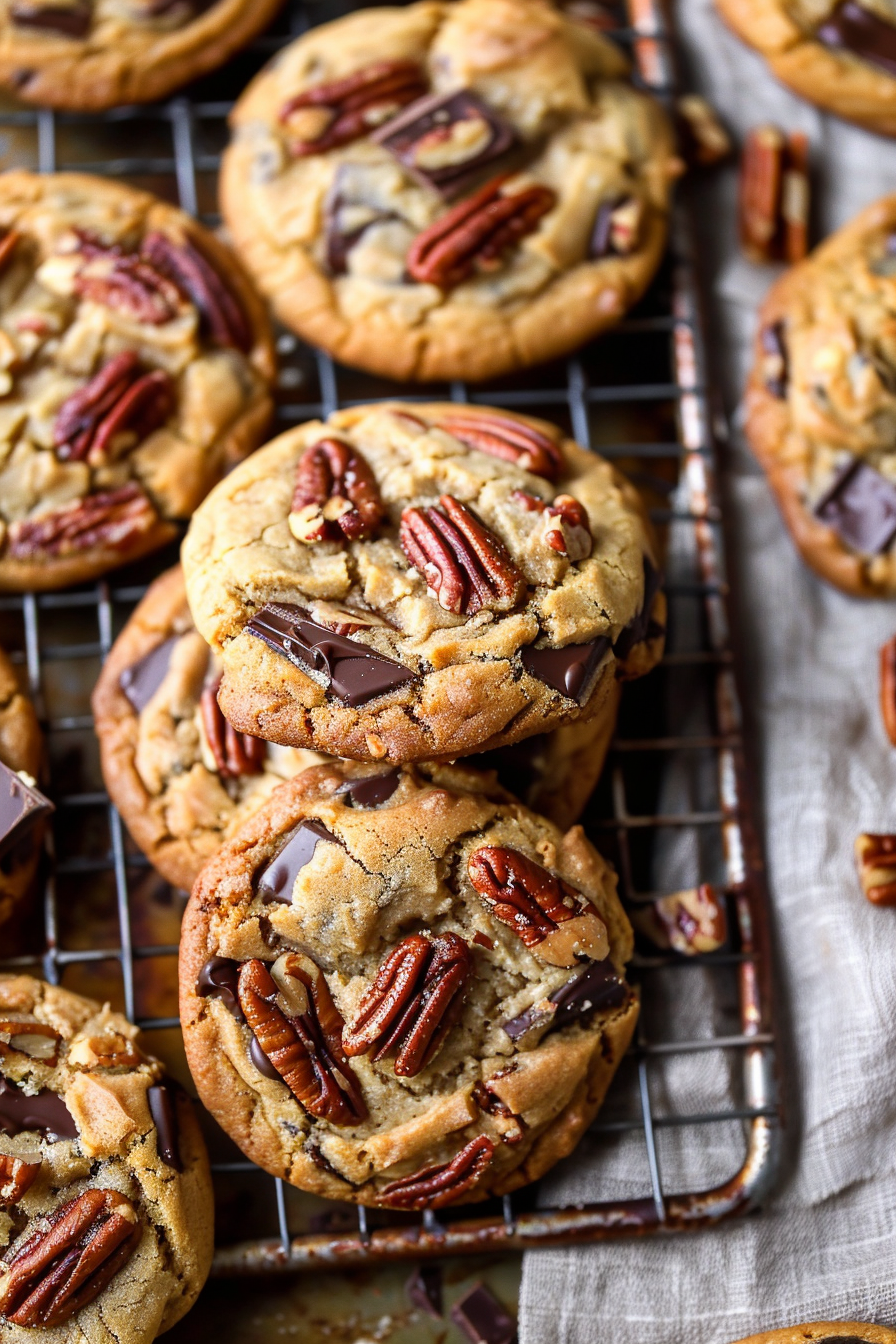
left=0, top=0, right=782, bottom=1273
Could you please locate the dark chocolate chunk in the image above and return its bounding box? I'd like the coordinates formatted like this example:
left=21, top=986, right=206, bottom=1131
left=373, top=90, right=516, bottom=197
left=814, top=457, right=896, bottom=555
left=760, top=320, right=788, bottom=398
left=337, top=768, right=401, bottom=808
left=0, top=760, right=53, bottom=865
left=197, top=956, right=244, bottom=1022
left=323, top=167, right=397, bottom=276
left=257, top=819, right=343, bottom=905
left=246, top=603, right=415, bottom=707
left=406, top=1264, right=443, bottom=1319
left=818, top=0, right=896, bottom=78
left=147, top=1082, right=182, bottom=1172
left=249, top=1033, right=281, bottom=1080
left=502, top=957, right=628, bottom=1040
left=520, top=636, right=611, bottom=705
left=9, top=1, right=91, bottom=36
left=589, top=195, right=630, bottom=259
left=119, top=636, right=179, bottom=712
left=450, top=1282, right=516, bottom=1344
left=612, top=555, right=663, bottom=661
left=0, top=1077, right=77, bottom=1141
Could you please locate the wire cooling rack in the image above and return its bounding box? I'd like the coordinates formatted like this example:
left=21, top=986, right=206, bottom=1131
left=0, top=0, right=781, bottom=1273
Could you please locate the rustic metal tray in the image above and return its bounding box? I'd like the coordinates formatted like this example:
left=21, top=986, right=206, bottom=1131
left=0, top=0, right=781, bottom=1275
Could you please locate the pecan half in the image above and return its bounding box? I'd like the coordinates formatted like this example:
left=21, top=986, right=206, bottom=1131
left=633, top=884, right=727, bottom=955
left=468, top=846, right=608, bottom=968
left=379, top=1134, right=495, bottom=1210
left=0, top=1021, right=61, bottom=1066
left=400, top=495, right=525, bottom=616
left=54, top=352, right=174, bottom=465
left=0, top=1155, right=40, bottom=1208
left=406, top=174, right=556, bottom=289
left=739, top=126, right=809, bottom=264
left=437, top=411, right=562, bottom=480
left=855, top=833, right=896, bottom=906
left=343, top=933, right=472, bottom=1077
left=511, top=490, right=591, bottom=560
left=141, top=231, right=252, bottom=352
left=72, top=234, right=182, bottom=326
left=0, top=1188, right=140, bottom=1329
left=289, top=438, right=385, bottom=545
left=199, top=674, right=265, bottom=778
left=238, top=957, right=366, bottom=1125
left=280, top=61, right=427, bottom=157
left=881, top=635, right=896, bottom=747
left=7, top=484, right=158, bottom=560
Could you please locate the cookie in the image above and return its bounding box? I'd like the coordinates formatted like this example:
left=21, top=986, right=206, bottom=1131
left=0, top=974, right=213, bottom=1339
left=181, top=401, right=666, bottom=763
left=219, top=0, right=679, bottom=383
left=93, top=565, right=331, bottom=892
left=717, top=0, right=896, bottom=136
left=745, top=194, right=896, bottom=596
left=731, top=1325, right=896, bottom=1344
left=0, top=645, right=51, bottom=931
left=0, top=0, right=285, bottom=112
left=0, top=170, right=276, bottom=592
left=178, top=760, right=638, bottom=1207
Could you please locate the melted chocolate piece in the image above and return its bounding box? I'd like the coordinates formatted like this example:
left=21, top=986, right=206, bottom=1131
left=119, top=636, right=178, bottom=712
left=450, top=1282, right=516, bottom=1344
left=257, top=819, right=343, bottom=905
left=0, top=1077, right=77, bottom=1141
left=406, top=1264, right=443, bottom=1320
left=197, top=956, right=244, bottom=1022
left=323, top=168, right=396, bottom=276
left=249, top=1033, right=281, bottom=1080
left=760, top=320, right=788, bottom=398
left=373, top=90, right=516, bottom=197
left=589, top=195, right=626, bottom=259
left=147, top=1082, right=182, bottom=1172
left=814, top=457, right=896, bottom=554
left=613, top=556, right=663, bottom=661
left=520, top=636, right=611, bottom=705
left=502, top=958, right=628, bottom=1040
left=337, top=768, right=401, bottom=808
left=818, top=0, right=896, bottom=78
left=0, top=760, right=53, bottom=865
left=246, top=603, right=415, bottom=708
left=9, top=1, right=91, bottom=36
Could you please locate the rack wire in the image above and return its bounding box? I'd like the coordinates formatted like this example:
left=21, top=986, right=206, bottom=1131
left=0, top=0, right=781, bottom=1273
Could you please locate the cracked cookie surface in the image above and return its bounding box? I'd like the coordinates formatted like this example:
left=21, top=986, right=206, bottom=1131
left=717, top=0, right=896, bottom=134
left=0, top=974, right=213, bottom=1341
left=0, top=170, right=275, bottom=592
left=746, top=193, right=896, bottom=596
left=220, top=0, right=679, bottom=383
left=178, top=760, right=638, bottom=1206
left=0, top=645, right=43, bottom=931
left=0, top=0, right=284, bottom=112
left=181, top=401, right=665, bottom=763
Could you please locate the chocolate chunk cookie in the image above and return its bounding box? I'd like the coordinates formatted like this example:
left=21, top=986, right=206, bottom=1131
left=717, top=0, right=896, bottom=135
left=0, top=0, right=284, bottom=112
left=0, top=645, right=50, bottom=931
left=219, top=0, right=680, bottom=383
left=179, top=761, right=638, bottom=1207
left=731, top=1326, right=896, bottom=1344
left=746, top=194, right=896, bottom=596
left=181, top=402, right=665, bottom=762
left=0, top=170, right=275, bottom=592
left=0, top=975, right=213, bottom=1339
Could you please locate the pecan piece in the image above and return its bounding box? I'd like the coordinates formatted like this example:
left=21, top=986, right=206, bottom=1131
left=0, top=1188, right=140, bottom=1328
left=379, top=1134, right=495, bottom=1210
left=406, top=174, right=556, bottom=290
left=855, top=833, right=896, bottom=906
left=54, top=352, right=174, bottom=465
left=0, top=1155, right=40, bottom=1208
left=343, top=933, right=472, bottom=1077
left=280, top=61, right=427, bottom=157
left=881, top=635, right=896, bottom=747
left=0, top=1021, right=61, bottom=1066
left=72, top=234, right=182, bottom=325
left=289, top=437, right=385, bottom=545
left=238, top=957, right=366, bottom=1125
left=511, top=490, right=591, bottom=560
left=739, top=126, right=809, bottom=264
left=468, top=846, right=608, bottom=968
left=199, top=674, right=265, bottom=778
left=67, top=1032, right=142, bottom=1070
left=632, top=884, right=727, bottom=955
left=438, top=411, right=562, bottom=480
left=400, top=495, right=525, bottom=616
left=7, top=484, right=158, bottom=560
left=141, top=231, right=251, bottom=352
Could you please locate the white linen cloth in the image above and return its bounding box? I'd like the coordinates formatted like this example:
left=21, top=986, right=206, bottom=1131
left=520, top=4, right=896, bottom=1338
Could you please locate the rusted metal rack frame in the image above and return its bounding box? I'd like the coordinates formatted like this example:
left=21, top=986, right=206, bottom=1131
left=0, top=0, right=781, bottom=1272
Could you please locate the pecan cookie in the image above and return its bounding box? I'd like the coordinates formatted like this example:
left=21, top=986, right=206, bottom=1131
left=0, top=170, right=275, bottom=592
left=181, top=402, right=665, bottom=762
left=745, top=194, right=896, bottom=596
left=0, top=975, right=213, bottom=1340
left=219, top=0, right=679, bottom=383
left=0, top=0, right=284, bottom=112
left=717, top=0, right=896, bottom=135
left=731, top=1326, right=896, bottom=1344
left=179, top=760, right=638, bottom=1206
left=0, top=644, right=50, bottom=931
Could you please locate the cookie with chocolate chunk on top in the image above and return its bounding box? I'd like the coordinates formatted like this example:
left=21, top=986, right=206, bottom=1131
left=730, top=1324, right=896, bottom=1344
